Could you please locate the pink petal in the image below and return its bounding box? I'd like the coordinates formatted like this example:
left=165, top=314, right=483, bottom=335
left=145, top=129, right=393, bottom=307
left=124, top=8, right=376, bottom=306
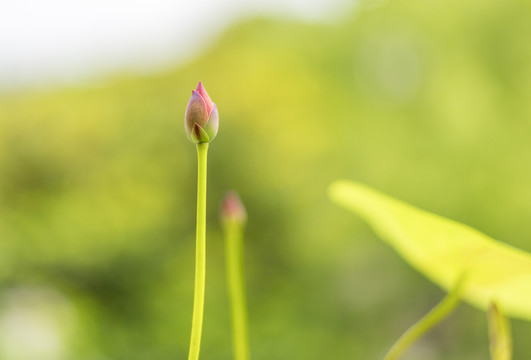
left=204, top=103, right=218, bottom=141
left=185, top=90, right=208, bottom=129
left=196, top=81, right=215, bottom=115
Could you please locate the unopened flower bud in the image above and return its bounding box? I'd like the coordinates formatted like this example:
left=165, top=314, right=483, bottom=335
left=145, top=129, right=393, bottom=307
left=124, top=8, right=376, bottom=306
left=184, top=81, right=219, bottom=143
left=220, top=191, right=247, bottom=225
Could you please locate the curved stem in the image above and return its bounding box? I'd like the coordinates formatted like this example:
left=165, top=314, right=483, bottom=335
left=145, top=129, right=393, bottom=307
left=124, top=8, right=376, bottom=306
left=188, top=142, right=209, bottom=360
left=488, top=302, right=512, bottom=360
left=384, top=278, right=465, bottom=360
left=224, top=221, right=250, bottom=360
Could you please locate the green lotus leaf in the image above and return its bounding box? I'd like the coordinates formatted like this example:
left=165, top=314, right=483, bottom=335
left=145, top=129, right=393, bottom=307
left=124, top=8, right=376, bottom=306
left=329, top=180, right=531, bottom=321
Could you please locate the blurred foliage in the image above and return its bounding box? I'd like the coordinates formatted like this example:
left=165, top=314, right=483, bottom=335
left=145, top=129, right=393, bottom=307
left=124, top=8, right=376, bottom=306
left=0, top=0, right=530, bottom=358
left=331, top=180, right=531, bottom=320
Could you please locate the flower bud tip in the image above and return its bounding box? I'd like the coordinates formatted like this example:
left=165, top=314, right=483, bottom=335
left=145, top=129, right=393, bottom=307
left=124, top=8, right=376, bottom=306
left=184, top=81, right=218, bottom=144
left=220, top=191, right=247, bottom=225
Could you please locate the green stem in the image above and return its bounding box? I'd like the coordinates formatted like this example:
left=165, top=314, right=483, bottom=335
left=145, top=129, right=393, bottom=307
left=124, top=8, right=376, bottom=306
left=384, top=278, right=465, bottom=360
left=488, top=302, right=512, bottom=360
left=224, top=221, right=250, bottom=360
left=188, top=142, right=209, bottom=360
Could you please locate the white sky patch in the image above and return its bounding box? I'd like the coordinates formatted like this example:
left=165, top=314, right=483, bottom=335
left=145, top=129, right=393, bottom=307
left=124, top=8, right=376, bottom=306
left=0, top=0, right=351, bottom=89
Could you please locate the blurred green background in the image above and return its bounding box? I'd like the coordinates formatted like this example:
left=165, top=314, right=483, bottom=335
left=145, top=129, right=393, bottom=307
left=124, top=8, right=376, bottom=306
left=1, top=0, right=531, bottom=359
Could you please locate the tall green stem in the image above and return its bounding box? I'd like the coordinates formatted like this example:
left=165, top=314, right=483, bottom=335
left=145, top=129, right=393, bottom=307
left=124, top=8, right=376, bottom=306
left=384, top=278, right=465, bottom=360
left=188, top=142, right=209, bottom=360
left=224, top=221, right=250, bottom=360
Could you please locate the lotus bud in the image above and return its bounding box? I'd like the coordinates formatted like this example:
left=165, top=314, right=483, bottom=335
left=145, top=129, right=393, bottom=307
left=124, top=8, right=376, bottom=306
left=220, top=191, right=247, bottom=225
left=185, top=81, right=219, bottom=143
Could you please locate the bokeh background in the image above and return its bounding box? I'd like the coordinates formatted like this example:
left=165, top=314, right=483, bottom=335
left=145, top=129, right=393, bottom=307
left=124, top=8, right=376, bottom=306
left=1, top=0, right=531, bottom=359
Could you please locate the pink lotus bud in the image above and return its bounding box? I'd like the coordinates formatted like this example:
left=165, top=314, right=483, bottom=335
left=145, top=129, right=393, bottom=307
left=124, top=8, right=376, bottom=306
left=184, top=81, right=219, bottom=143
left=220, top=191, right=247, bottom=225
